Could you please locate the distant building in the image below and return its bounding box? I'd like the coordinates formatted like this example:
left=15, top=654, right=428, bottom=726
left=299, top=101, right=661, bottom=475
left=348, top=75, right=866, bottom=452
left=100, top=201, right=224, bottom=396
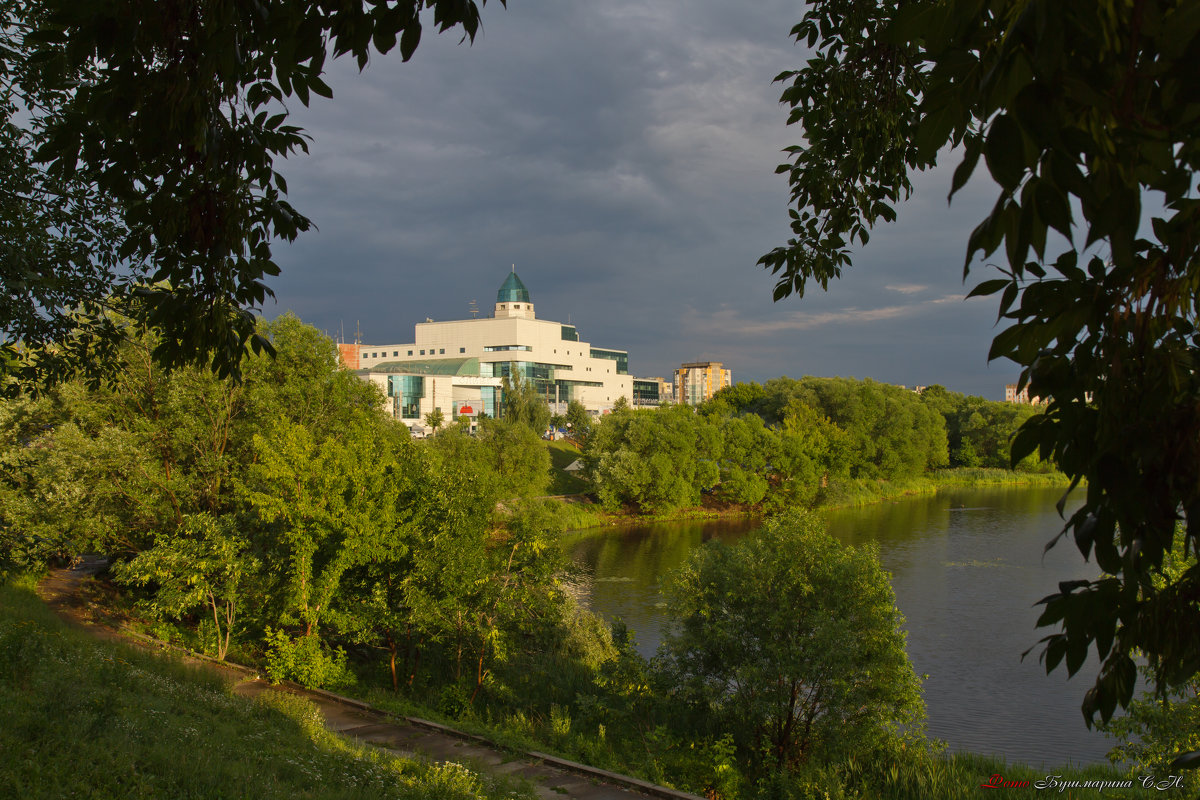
left=675, top=361, right=732, bottom=406
left=1004, top=383, right=1044, bottom=405
left=342, top=271, right=634, bottom=433
left=632, top=376, right=675, bottom=408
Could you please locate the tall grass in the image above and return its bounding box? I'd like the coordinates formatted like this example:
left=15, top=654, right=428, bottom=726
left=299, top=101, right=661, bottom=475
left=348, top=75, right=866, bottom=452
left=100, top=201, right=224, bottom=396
left=816, top=468, right=1072, bottom=509
left=0, top=577, right=530, bottom=800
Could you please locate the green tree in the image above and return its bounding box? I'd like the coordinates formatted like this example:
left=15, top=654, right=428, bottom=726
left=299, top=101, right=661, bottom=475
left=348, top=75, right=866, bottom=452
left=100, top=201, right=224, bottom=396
left=500, top=373, right=551, bottom=434
left=761, top=0, right=1200, bottom=721
left=703, top=382, right=767, bottom=417
left=1101, top=535, right=1200, bottom=789
left=239, top=414, right=412, bottom=686
left=428, top=417, right=550, bottom=501
left=659, top=509, right=924, bottom=773
left=6, top=0, right=499, bottom=387
left=586, top=405, right=722, bottom=513
left=0, top=314, right=381, bottom=563
left=714, top=414, right=778, bottom=506
left=0, top=0, right=128, bottom=393
left=759, top=377, right=946, bottom=479
left=113, top=514, right=258, bottom=660
left=773, top=399, right=849, bottom=507
left=564, top=400, right=592, bottom=444
left=424, top=407, right=445, bottom=432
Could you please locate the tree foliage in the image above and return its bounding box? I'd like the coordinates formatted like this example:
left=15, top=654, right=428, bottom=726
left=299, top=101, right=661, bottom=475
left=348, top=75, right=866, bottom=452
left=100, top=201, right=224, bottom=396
left=920, top=384, right=1049, bottom=471
left=428, top=416, right=550, bottom=501
left=659, top=509, right=925, bottom=774
left=764, top=0, right=1200, bottom=723
left=0, top=314, right=577, bottom=697
left=564, top=399, right=592, bottom=444
left=3, top=0, right=500, bottom=389
left=500, top=373, right=551, bottom=435
left=585, top=405, right=722, bottom=513
left=113, top=513, right=258, bottom=660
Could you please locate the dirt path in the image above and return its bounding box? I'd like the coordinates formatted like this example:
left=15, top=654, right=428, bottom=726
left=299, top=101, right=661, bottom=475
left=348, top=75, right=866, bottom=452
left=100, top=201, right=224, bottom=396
left=36, top=559, right=701, bottom=800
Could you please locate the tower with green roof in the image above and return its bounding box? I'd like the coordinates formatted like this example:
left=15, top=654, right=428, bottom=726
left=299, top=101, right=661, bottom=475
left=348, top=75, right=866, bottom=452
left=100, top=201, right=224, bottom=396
left=495, top=268, right=535, bottom=319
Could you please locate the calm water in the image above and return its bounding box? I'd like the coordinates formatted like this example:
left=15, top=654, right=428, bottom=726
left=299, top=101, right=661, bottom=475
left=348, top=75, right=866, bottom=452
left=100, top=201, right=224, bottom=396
left=561, top=486, right=1114, bottom=767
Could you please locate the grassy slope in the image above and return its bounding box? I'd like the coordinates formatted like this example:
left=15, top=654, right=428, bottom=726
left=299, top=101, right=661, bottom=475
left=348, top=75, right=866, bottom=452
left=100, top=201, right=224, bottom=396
left=0, top=577, right=529, bottom=800
left=545, top=439, right=590, bottom=495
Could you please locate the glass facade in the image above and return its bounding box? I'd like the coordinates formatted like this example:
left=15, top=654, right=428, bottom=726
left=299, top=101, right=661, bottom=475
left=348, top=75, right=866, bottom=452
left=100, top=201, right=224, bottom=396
left=480, top=385, right=497, bottom=418
left=389, top=375, right=425, bottom=419
left=633, top=379, right=660, bottom=406
left=483, top=360, right=599, bottom=407
left=561, top=325, right=579, bottom=342
left=590, top=348, right=629, bottom=374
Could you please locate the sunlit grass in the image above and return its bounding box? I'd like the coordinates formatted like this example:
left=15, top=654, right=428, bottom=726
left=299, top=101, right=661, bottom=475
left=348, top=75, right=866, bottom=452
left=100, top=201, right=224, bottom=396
left=818, top=468, right=1072, bottom=509
left=0, top=577, right=532, bottom=800
left=545, top=440, right=591, bottom=496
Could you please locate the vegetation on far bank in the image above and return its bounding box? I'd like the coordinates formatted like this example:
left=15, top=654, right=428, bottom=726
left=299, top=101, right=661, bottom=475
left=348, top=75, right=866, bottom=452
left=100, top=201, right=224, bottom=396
left=567, top=378, right=1058, bottom=520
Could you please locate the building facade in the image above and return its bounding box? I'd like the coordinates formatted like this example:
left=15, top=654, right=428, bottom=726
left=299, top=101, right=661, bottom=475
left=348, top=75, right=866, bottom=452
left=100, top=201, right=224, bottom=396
left=344, top=272, right=634, bottom=433
left=632, top=376, right=675, bottom=407
left=1004, top=383, right=1044, bottom=404
left=675, top=361, right=732, bottom=406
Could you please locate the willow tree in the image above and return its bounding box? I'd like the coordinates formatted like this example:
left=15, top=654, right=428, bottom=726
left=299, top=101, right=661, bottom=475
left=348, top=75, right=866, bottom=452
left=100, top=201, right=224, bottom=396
left=762, top=0, right=1200, bottom=725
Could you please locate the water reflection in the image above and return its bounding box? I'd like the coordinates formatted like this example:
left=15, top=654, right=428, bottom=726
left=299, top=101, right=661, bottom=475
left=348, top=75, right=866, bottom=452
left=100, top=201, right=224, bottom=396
left=561, top=487, right=1113, bottom=767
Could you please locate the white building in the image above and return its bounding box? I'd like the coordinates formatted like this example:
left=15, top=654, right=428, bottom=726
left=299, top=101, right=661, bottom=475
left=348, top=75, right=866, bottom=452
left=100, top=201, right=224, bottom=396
left=341, top=271, right=634, bottom=432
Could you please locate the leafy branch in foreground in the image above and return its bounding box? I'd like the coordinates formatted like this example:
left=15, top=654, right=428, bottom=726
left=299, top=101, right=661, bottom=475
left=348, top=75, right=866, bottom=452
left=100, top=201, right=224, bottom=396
left=764, top=0, right=1200, bottom=725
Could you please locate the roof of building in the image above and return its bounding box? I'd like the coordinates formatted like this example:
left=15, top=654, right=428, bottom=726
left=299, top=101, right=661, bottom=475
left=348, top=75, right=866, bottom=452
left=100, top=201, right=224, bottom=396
left=365, top=357, right=481, bottom=376
left=496, top=271, right=531, bottom=304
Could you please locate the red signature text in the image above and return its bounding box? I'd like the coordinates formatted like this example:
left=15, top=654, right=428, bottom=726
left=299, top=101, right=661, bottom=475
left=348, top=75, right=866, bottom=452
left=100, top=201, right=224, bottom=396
left=981, top=773, right=1032, bottom=789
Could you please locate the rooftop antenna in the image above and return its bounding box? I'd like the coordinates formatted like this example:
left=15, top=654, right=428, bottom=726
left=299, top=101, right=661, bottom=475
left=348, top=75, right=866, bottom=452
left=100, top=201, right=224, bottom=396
left=339, top=321, right=344, bottom=344
left=469, top=299, right=479, bottom=318
left=511, top=263, right=515, bottom=273
left=354, top=321, right=362, bottom=345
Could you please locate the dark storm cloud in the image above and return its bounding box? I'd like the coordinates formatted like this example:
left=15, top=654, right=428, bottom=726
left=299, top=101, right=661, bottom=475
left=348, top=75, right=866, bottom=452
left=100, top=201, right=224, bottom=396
left=268, top=1, right=1019, bottom=399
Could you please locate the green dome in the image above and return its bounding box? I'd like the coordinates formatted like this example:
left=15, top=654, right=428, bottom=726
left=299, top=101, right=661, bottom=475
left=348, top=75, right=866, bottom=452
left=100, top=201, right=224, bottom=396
left=497, top=271, right=531, bottom=303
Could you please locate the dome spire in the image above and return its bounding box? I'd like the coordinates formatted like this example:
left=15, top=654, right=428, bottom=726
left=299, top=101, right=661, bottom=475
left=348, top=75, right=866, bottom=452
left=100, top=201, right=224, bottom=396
left=495, top=269, right=534, bottom=319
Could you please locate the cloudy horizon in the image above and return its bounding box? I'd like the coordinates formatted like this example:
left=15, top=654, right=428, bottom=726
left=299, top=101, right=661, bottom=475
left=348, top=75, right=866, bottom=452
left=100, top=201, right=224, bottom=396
left=266, top=1, right=1020, bottom=399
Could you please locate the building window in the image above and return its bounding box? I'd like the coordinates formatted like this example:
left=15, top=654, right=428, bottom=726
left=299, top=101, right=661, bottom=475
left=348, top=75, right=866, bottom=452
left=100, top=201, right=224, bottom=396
left=371, top=352, right=377, bottom=358
left=459, top=347, right=465, bottom=353
left=420, top=350, right=425, bottom=355
left=393, top=351, right=398, bottom=357
left=408, top=350, right=413, bottom=356
left=439, top=348, right=445, bottom=354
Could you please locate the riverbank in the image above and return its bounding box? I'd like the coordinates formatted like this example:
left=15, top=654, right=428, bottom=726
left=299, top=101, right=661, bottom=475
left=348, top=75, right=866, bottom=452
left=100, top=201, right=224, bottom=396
left=545, top=467, right=1073, bottom=533
left=815, top=467, right=1073, bottom=510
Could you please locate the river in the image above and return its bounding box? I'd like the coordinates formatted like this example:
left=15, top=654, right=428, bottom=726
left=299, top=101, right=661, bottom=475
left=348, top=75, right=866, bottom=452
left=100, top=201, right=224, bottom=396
left=560, top=486, right=1115, bottom=767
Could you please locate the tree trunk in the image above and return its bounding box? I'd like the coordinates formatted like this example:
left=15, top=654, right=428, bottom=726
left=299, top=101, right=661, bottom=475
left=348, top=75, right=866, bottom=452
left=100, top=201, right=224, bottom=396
left=387, top=633, right=398, bottom=692
left=470, top=646, right=486, bottom=705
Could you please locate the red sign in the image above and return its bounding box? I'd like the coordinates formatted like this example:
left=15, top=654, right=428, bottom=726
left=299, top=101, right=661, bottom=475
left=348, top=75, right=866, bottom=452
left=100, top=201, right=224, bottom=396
left=459, top=405, right=474, bottom=414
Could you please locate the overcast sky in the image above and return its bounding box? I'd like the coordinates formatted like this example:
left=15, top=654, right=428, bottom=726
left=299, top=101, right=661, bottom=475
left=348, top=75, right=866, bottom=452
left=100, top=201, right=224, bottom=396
left=267, top=0, right=1019, bottom=399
